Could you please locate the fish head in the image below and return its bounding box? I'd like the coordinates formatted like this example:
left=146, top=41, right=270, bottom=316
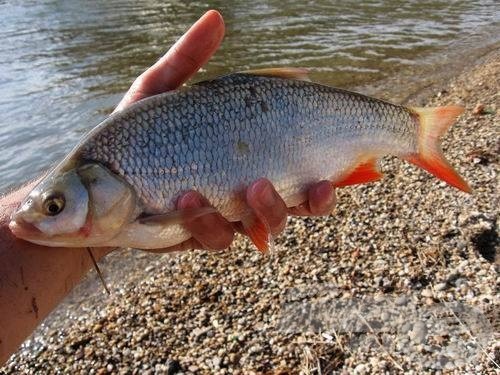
left=9, top=163, right=136, bottom=247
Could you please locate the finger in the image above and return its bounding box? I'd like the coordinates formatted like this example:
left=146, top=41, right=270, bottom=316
left=308, top=180, right=337, bottom=215
left=142, top=10, right=224, bottom=93
left=288, top=181, right=337, bottom=216
left=246, top=178, right=288, bottom=235
left=177, top=191, right=234, bottom=250
left=115, top=10, right=225, bottom=111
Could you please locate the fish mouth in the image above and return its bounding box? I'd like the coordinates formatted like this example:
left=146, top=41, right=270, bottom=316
left=9, top=219, right=83, bottom=247
left=9, top=212, right=96, bottom=247
left=8, top=216, right=43, bottom=240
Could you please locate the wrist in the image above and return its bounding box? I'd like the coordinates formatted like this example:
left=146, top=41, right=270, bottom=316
left=0, top=183, right=113, bottom=363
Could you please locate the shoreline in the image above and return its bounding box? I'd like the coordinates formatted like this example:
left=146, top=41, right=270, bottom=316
left=3, top=48, right=499, bottom=373
left=358, top=39, right=500, bottom=105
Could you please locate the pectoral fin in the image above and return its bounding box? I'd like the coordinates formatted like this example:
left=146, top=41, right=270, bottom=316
left=138, top=207, right=217, bottom=226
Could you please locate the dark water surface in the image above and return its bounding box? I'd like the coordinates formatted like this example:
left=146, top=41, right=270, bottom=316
left=0, top=0, right=499, bottom=189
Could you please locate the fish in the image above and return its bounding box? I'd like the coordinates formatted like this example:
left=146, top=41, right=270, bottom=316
left=9, top=68, right=470, bottom=253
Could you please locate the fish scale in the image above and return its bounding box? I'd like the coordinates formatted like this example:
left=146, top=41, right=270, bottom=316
left=10, top=69, right=469, bottom=251
left=78, top=73, right=417, bottom=216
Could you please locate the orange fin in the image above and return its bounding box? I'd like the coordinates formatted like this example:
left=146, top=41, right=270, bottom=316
left=241, top=213, right=271, bottom=254
left=334, top=159, right=383, bottom=187
left=405, top=106, right=471, bottom=193
left=240, top=67, right=310, bottom=81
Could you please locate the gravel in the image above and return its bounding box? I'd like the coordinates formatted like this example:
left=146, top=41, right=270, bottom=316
left=2, top=50, right=499, bottom=374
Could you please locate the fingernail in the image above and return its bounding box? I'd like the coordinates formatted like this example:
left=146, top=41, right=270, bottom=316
left=311, top=182, right=334, bottom=214
left=257, top=182, right=277, bottom=208
left=317, top=182, right=332, bottom=201
left=179, top=192, right=202, bottom=209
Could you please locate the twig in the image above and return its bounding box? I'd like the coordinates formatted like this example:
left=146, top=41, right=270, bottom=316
left=87, top=247, right=110, bottom=295
left=353, top=310, right=405, bottom=372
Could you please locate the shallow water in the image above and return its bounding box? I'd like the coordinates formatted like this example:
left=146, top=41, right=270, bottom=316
left=0, top=0, right=499, bottom=190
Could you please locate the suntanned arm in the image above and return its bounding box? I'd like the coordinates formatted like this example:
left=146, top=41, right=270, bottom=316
left=0, top=184, right=112, bottom=364
left=0, top=10, right=336, bottom=365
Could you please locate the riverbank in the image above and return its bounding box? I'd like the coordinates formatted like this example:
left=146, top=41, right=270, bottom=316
left=3, top=50, right=499, bottom=374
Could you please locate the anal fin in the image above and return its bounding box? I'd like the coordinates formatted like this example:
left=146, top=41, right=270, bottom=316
left=334, top=159, right=383, bottom=187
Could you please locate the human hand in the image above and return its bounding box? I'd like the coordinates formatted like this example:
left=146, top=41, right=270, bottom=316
left=116, top=10, right=337, bottom=252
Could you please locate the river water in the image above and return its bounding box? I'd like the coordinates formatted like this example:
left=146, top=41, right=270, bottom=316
left=0, top=0, right=498, bottom=190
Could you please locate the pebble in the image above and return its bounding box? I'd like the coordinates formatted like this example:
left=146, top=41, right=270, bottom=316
left=472, top=103, right=485, bottom=115
left=211, top=356, right=222, bottom=369
left=435, top=282, right=447, bottom=291
left=353, top=363, right=367, bottom=374
left=380, top=311, right=390, bottom=322
left=395, top=295, right=408, bottom=305
left=410, top=321, right=427, bottom=344
left=421, top=289, right=433, bottom=298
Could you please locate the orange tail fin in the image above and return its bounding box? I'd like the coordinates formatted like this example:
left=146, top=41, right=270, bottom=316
left=405, top=106, right=471, bottom=193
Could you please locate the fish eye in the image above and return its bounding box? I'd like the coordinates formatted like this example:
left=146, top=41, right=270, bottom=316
left=43, top=193, right=65, bottom=216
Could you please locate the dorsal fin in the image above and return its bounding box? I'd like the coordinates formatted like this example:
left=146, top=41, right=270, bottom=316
left=240, top=67, right=310, bottom=81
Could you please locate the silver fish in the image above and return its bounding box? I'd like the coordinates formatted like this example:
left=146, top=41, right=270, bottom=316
left=9, top=68, right=470, bottom=252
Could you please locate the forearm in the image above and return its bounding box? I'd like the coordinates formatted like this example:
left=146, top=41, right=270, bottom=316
left=0, top=184, right=109, bottom=365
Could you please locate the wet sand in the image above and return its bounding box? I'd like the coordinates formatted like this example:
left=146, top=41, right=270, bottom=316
left=2, top=50, right=499, bottom=374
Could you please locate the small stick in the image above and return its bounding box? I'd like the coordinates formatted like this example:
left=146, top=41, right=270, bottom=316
left=87, top=247, right=110, bottom=295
